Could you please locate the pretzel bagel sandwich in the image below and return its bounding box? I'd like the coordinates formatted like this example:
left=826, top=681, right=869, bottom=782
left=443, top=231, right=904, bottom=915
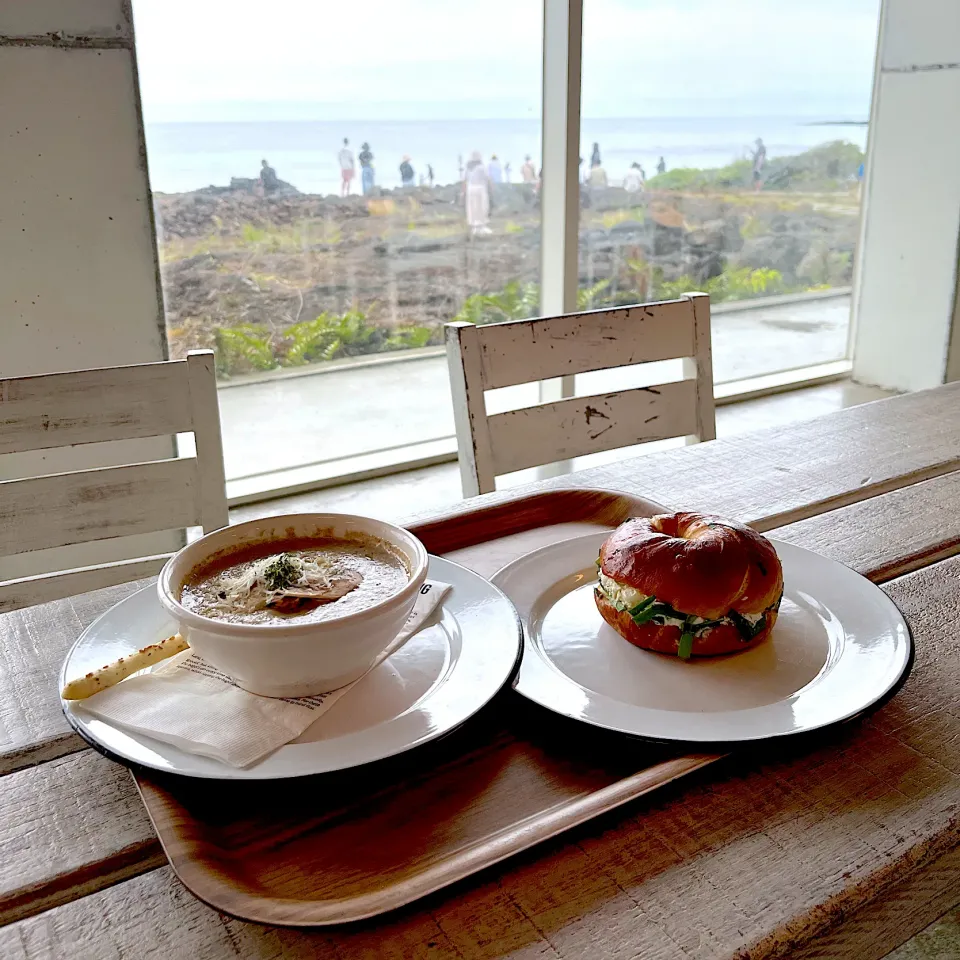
left=595, top=512, right=783, bottom=659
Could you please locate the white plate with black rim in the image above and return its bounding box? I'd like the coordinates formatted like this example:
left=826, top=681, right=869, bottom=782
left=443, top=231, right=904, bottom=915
left=60, top=555, right=521, bottom=779
left=492, top=531, right=912, bottom=743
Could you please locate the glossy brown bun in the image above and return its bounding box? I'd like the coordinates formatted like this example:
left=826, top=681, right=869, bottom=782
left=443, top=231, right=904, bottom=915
left=596, top=512, right=783, bottom=656
left=599, top=512, right=783, bottom=618
left=594, top=589, right=778, bottom=657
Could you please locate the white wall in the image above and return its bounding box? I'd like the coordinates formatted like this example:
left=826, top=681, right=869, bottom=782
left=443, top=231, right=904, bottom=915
left=0, top=0, right=176, bottom=579
left=852, top=0, right=960, bottom=391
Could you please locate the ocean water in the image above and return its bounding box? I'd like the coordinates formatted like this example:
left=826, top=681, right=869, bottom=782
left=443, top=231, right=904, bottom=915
left=143, top=116, right=868, bottom=196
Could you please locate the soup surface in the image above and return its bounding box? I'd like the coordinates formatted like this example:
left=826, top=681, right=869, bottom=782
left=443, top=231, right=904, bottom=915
left=180, top=533, right=409, bottom=625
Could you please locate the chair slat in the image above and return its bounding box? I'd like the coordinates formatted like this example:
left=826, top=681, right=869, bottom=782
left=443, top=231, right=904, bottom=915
left=0, top=555, right=170, bottom=615
left=487, top=380, right=699, bottom=477
left=0, top=360, right=193, bottom=454
left=0, top=459, right=199, bottom=557
left=476, top=300, right=696, bottom=390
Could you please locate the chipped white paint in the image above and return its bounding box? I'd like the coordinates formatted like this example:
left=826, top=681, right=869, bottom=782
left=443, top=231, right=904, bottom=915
left=445, top=294, right=715, bottom=495
left=0, top=352, right=228, bottom=613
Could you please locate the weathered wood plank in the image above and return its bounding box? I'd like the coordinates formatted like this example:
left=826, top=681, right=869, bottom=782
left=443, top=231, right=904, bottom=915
left=487, top=380, right=699, bottom=476
left=0, top=359, right=191, bottom=455
left=0, top=579, right=151, bottom=774
left=5, top=553, right=960, bottom=958
left=0, top=459, right=199, bottom=556
left=0, top=752, right=163, bottom=925
left=475, top=299, right=696, bottom=390
left=772, top=470, right=960, bottom=583
left=0, top=555, right=169, bottom=616
left=4, top=471, right=960, bottom=939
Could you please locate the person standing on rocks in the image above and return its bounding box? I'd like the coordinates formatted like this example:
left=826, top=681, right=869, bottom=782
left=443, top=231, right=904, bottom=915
left=259, top=159, right=279, bottom=196
left=623, top=162, right=644, bottom=193
left=752, top=138, right=767, bottom=192
left=657, top=156, right=666, bottom=175
left=464, top=151, right=492, bottom=235
left=590, top=142, right=601, bottom=168
left=521, top=155, right=536, bottom=183
left=338, top=138, right=355, bottom=196
left=487, top=154, right=503, bottom=184
left=427, top=164, right=435, bottom=187
left=400, top=155, right=415, bottom=188
left=359, top=142, right=375, bottom=195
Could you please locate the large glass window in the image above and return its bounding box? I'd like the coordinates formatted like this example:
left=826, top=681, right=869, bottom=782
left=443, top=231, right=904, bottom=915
left=579, top=0, right=880, bottom=383
left=133, top=0, right=882, bottom=499
left=133, top=0, right=543, bottom=492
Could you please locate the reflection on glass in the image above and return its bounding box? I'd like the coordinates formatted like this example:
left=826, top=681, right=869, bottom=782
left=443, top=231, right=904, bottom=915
left=578, top=0, right=881, bottom=382
left=132, top=0, right=543, bottom=482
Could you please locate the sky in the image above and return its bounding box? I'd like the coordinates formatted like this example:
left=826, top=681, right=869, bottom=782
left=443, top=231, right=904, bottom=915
left=132, top=0, right=881, bottom=124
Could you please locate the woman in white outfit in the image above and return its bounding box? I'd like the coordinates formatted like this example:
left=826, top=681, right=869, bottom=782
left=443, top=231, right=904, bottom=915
left=463, top=150, right=492, bottom=235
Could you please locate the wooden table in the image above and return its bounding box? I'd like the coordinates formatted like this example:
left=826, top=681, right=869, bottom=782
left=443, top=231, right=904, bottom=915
left=3, top=384, right=960, bottom=960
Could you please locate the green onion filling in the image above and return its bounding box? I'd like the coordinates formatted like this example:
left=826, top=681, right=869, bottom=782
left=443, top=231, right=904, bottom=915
left=596, top=569, right=783, bottom=659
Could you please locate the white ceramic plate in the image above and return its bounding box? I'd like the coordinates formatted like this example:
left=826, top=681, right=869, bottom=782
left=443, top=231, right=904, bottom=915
left=493, top=532, right=911, bottom=743
left=61, top=556, right=521, bottom=779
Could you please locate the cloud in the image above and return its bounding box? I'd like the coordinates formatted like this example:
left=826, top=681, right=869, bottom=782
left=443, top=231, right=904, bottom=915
left=132, top=0, right=879, bottom=120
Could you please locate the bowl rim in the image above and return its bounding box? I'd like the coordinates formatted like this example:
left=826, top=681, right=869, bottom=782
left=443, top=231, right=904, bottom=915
left=157, top=512, right=429, bottom=639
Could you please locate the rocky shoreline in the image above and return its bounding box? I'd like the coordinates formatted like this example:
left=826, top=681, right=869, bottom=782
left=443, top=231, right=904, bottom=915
left=154, top=142, right=861, bottom=375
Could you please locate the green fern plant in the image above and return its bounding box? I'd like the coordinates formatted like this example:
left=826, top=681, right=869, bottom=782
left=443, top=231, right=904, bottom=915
left=284, top=310, right=384, bottom=365
left=213, top=325, right=276, bottom=376
left=385, top=325, right=435, bottom=350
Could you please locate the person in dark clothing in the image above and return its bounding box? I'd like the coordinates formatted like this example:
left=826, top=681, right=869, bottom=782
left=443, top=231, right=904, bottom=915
left=590, top=142, right=601, bottom=168
left=427, top=164, right=435, bottom=187
left=359, top=142, right=375, bottom=195
left=400, top=155, right=415, bottom=187
left=657, top=156, right=666, bottom=175
left=259, top=159, right=279, bottom=195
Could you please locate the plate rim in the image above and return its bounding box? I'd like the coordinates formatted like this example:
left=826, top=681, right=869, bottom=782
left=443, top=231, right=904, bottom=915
left=61, top=555, right=522, bottom=779
left=493, top=531, right=913, bottom=744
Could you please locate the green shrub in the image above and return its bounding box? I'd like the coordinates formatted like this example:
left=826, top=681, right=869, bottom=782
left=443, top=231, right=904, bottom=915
left=653, top=266, right=787, bottom=302
left=285, top=310, right=385, bottom=364
left=213, top=325, right=276, bottom=376
left=385, top=324, right=436, bottom=350
left=452, top=280, right=540, bottom=325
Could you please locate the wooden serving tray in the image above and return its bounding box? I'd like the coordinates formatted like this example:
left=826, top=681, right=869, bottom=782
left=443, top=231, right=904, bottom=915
left=135, top=489, right=721, bottom=926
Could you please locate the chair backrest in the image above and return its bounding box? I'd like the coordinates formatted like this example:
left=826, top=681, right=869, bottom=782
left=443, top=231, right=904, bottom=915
left=0, top=350, right=228, bottom=613
left=444, top=293, right=715, bottom=496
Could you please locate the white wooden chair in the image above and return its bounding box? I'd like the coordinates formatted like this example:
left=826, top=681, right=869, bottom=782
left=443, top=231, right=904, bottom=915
left=0, top=350, right=228, bottom=614
left=445, top=293, right=715, bottom=496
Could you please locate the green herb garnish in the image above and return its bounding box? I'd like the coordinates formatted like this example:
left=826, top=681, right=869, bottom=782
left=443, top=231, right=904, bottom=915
left=262, top=553, right=301, bottom=591
left=677, top=629, right=694, bottom=660
left=729, top=610, right=766, bottom=642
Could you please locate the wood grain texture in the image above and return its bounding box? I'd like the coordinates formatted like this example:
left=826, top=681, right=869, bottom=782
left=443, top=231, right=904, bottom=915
left=5, top=552, right=960, bottom=958
left=0, top=554, right=169, bottom=616
left=0, top=350, right=228, bottom=614
left=486, top=380, right=698, bottom=476
left=185, top=351, right=229, bottom=533
left=0, top=752, right=162, bottom=925
left=3, top=386, right=960, bottom=952
left=5, top=469, right=960, bottom=940
left=786, top=843, right=960, bottom=960
left=418, top=380, right=960, bottom=533
left=473, top=299, right=696, bottom=389
left=689, top=291, right=717, bottom=442
left=444, top=295, right=713, bottom=495
left=0, top=458, right=199, bottom=557
left=0, top=384, right=958, bottom=777
left=0, top=578, right=152, bottom=774
left=773, top=470, right=960, bottom=583
left=0, top=358, right=192, bottom=455
left=444, top=321, right=494, bottom=497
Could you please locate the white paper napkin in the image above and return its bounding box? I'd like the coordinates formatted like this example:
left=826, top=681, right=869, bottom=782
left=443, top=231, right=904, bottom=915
left=76, top=581, right=451, bottom=768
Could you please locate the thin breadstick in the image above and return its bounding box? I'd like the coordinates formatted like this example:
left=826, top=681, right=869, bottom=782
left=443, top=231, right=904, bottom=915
left=61, top=633, right=189, bottom=700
